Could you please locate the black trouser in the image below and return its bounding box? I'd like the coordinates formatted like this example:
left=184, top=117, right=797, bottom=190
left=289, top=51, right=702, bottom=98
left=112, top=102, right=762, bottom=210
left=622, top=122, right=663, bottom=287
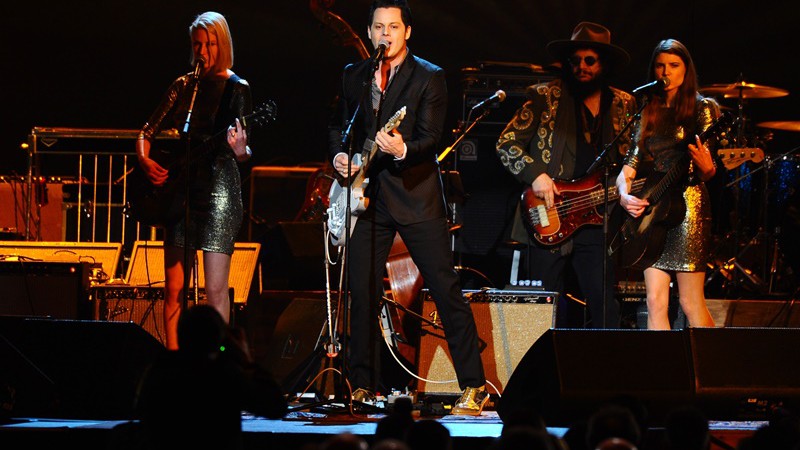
left=347, top=197, right=485, bottom=392
left=529, top=227, right=620, bottom=328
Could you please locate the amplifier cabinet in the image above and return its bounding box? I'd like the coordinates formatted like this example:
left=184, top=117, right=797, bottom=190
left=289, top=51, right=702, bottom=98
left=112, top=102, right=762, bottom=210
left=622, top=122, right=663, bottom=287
left=0, top=261, right=91, bottom=319
left=416, top=289, right=557, bottom=395
left=90, top=285, right=231, bottom=346
left=91, top=286, right=168, bottom=345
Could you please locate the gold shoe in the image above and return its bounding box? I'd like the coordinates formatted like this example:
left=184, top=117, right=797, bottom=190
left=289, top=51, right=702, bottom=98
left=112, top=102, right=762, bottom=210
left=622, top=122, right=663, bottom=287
left=451, top=386, right=489, bottom=416
left=352, top=388, right=375, bottom=403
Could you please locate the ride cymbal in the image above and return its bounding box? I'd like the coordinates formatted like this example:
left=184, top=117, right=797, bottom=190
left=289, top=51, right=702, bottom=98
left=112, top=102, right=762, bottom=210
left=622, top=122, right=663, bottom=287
left=757, top=121, right=800, bottom=132
left=700, top=81, right=789, bottom=99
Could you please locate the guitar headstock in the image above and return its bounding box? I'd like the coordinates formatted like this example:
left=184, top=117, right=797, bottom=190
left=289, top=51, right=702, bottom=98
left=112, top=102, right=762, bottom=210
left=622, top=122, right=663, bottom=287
left=717, top=148, right=765, bottom=170
left=384, top=106, right=407, bottom=133
left=245, top=100, right=277, bottom=128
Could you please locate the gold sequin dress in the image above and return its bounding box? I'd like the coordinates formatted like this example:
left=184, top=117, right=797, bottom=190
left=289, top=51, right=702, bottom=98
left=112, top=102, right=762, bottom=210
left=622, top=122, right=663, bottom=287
left=623, top=98, right=719, bottom=272
left=139, top=73, right=252, bottom=255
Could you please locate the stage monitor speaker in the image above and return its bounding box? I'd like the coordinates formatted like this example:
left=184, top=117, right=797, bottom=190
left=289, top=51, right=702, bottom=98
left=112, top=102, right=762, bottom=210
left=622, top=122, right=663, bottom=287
left=0, top=315, right=163, bottom=419
left=0, top=261, right=92, bottom=319
left=416, top=289, right=557, bottom=395
left=250, top=290, right=331, bottom=394
left=497, top=329, right=694, bottom=426
left=690, top=327, right=800, bottom=420
left=706, top=299, right=800, bottom=327
left=0, top=240, right=123, bottom=280
left=125, top=241, right=260, bottom=304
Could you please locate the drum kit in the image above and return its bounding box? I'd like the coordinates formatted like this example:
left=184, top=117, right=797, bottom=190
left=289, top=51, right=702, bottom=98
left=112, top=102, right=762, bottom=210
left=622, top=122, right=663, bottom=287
left=698, top=79, right=800, bottom=297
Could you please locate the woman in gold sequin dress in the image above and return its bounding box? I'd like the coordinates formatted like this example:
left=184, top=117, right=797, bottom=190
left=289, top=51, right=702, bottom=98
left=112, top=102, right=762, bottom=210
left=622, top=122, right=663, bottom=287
left=616, top=39, right=718, bottom=329
left=136, top=12, right=253, bottom=349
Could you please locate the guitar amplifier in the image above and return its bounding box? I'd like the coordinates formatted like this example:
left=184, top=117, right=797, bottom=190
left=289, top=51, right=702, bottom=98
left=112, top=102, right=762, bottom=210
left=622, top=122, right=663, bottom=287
left=416, top=288, right=557, bottom=394
left=420, top=288, right=557, bottom=304
left=91, top=285, right=213, bottom=345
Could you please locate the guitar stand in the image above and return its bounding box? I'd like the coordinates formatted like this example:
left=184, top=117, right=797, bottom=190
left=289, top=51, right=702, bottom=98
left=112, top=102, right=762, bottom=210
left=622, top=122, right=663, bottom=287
left=720, top=149, right=797, bottom=297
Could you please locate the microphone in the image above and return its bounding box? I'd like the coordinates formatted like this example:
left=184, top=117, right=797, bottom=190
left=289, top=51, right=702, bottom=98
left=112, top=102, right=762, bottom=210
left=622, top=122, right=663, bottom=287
left=371, top=40, right=389, bottom=64
left=470, top=89, right=507, bottom=110
left=191, top=57, right=205, bottom=79
left=632, top=77, right=670, bottom=95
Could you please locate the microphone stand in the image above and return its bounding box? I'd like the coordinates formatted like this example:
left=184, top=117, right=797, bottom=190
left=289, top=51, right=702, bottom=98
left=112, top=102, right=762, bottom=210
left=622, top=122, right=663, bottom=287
left=587, top=98, right=646, bottom=328
left=180, top=68, right=201, bottom=310
left=437, top=106, right=492, bottom=254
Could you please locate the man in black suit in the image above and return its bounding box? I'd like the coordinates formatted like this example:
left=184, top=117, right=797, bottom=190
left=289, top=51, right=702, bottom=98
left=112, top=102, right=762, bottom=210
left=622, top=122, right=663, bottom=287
left=329, top=0, right=487, bottom=415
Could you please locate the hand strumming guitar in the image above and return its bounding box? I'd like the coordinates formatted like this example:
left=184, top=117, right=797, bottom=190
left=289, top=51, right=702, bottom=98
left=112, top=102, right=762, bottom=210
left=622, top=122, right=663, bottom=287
left=136, top=136, right=169, bottom=187
left=333, top=152, right=361, bottom=177
left=531, top=172, right=561, bottom=210
left=617, top=165, right=649, bottom=218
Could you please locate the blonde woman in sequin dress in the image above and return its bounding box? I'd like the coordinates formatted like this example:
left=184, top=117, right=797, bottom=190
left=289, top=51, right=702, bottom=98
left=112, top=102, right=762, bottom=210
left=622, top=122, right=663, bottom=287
left=616, top=39, right=717, bottom=329
left=136, top=12, right=253, bottom=349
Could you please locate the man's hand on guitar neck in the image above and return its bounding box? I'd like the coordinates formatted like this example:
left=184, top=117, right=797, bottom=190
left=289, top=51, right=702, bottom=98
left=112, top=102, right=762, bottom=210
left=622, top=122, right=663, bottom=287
left=531, top=173, right=561, bottom=209
left=375, top=129, right=407, bottom=160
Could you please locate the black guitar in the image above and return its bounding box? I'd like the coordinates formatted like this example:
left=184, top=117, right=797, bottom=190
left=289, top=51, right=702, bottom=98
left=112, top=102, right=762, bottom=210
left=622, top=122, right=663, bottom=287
left=127, top=101, right=276, bottom=228
left=609, top=111, right=732, bottom=269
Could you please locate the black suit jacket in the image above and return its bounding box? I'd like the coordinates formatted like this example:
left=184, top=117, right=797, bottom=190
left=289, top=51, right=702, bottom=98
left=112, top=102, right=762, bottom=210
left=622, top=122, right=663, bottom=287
left=329, top=51, right=448, bottom=225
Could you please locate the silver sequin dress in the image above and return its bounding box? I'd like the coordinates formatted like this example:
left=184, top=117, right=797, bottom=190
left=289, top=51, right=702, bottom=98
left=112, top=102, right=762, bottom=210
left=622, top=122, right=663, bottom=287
left=139, top=74, right=251, bottom=255
left=623, top=98, right=719, bottom=272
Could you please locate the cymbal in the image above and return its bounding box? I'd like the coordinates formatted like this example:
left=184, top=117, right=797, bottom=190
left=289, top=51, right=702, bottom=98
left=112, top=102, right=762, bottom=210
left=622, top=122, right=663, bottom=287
left=700, top=81, right=789, bottom=99
left=757, top=121, right=800, bottom=132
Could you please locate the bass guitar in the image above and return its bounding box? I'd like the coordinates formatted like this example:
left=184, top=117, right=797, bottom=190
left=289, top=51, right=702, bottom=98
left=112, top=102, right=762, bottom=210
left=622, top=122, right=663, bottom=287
left=609, top=112, right=733, bottom=269
left=716, top=147, right=764, bottom=170
left=127, top=101, right=276, bottom=228
left=326, top=106, right=406, bottom=246
left=521, top=172, right=646, bottom=246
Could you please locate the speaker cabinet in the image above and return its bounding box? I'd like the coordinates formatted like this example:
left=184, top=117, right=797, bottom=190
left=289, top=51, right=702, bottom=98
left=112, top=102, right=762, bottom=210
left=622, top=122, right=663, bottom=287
left=706, top=298, right=800, bottom=327
left=498, top=329, right=694, bottom=426
left=125, top=240, right=260, bottom=304
left=251, top=290, right=332, bottom=393
left=0, top=240, right=123, bottom=280
left=247, top=165, right=322, bottom=241
left=690, top=327, right=800, bottom=420
left=0, top=183, right=63, bottom=241
left=416, top=290, right=557, bottom=395
left=91, top=286, right=167, bottom=344
left=0, top=316, right=163, bottom=418
left=0, top=261, right=92, bottom=319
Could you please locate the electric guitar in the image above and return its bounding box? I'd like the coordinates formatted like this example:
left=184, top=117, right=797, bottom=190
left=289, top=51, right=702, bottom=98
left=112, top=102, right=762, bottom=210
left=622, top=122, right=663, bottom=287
left=327, top=106, right=406, bottom=246
left=127, top=101, right=276, bottom=228
left=521, top=172, right=646, bottom=246
left=609, top=112, right=733, bottom=269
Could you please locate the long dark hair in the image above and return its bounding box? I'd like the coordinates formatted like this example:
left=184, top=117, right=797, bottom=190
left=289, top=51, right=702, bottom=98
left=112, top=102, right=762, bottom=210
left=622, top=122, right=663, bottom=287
left=638, top=39, right=699, bottom=145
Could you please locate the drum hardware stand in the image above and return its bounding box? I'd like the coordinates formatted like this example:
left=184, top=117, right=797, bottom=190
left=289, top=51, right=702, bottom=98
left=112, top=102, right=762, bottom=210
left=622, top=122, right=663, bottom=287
left=724, top=146, right=799, bottom=296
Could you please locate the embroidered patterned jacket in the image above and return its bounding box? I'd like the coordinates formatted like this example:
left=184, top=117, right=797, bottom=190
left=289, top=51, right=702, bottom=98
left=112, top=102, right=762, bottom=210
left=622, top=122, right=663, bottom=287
left=496, top=78, right=636, bottom=185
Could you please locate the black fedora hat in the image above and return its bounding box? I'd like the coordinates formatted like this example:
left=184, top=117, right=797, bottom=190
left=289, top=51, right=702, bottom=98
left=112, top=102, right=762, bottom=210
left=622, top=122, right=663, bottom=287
left=546, top=22, right=630, bottom=67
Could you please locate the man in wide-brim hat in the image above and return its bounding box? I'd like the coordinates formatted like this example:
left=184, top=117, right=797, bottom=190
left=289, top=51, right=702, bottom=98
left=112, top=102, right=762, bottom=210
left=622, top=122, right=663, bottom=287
left=546, top=21, right=630, bottom=73
left=495, top=21, right=636, bottom=334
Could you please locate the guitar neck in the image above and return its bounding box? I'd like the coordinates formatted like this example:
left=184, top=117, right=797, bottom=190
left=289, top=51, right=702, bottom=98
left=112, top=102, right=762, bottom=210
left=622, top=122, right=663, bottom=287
left=587, top=178, right=646, bottom=207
